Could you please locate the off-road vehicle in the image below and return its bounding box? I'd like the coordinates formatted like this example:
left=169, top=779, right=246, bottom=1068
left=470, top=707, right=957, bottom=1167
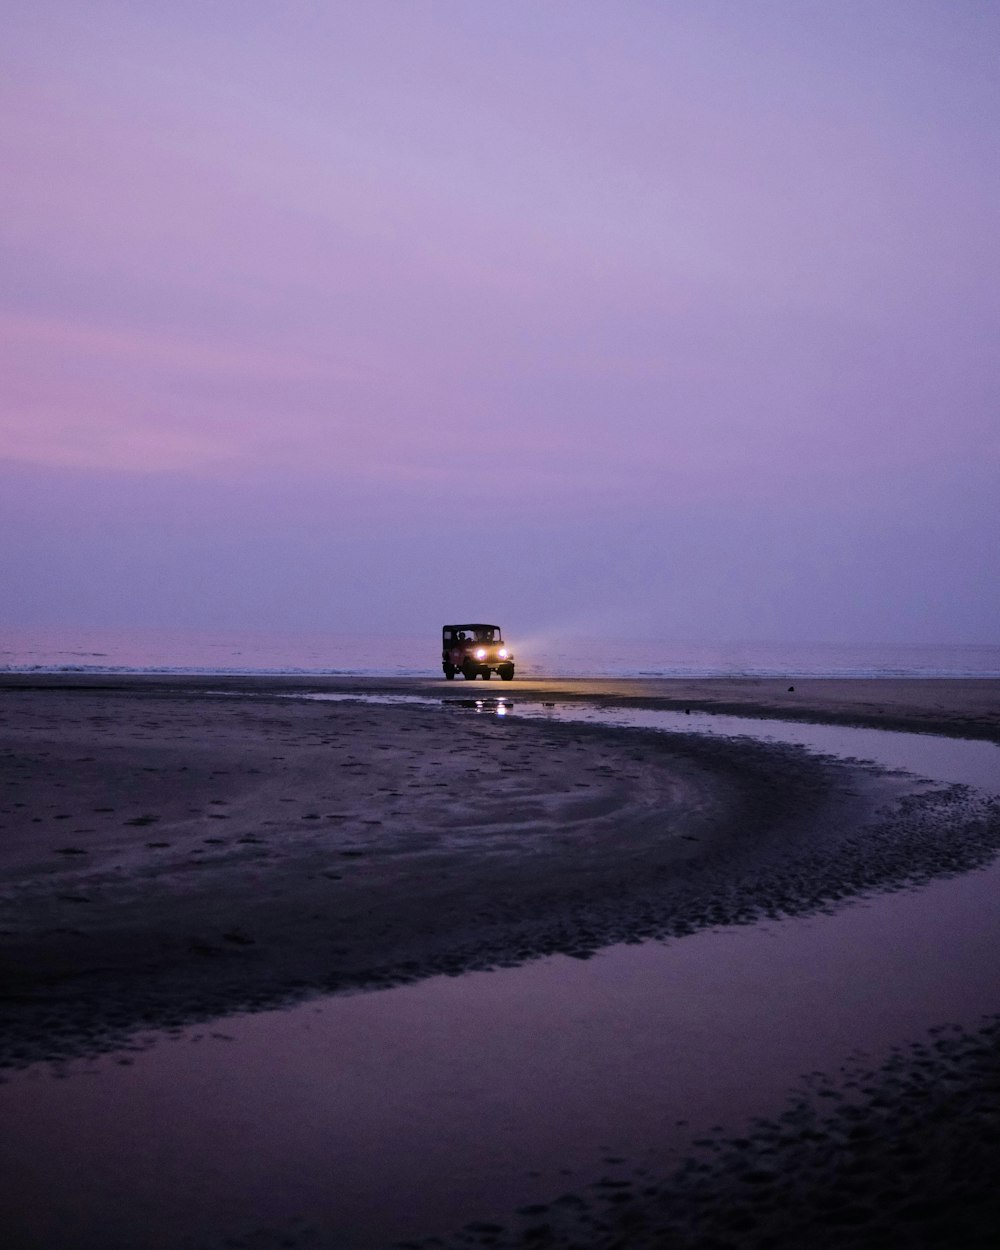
left=442, top=624, right=515, bottom=681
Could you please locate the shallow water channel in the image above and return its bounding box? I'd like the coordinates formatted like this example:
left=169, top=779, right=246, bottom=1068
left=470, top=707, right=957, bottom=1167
left=2, top=703, right=999, bottom=1249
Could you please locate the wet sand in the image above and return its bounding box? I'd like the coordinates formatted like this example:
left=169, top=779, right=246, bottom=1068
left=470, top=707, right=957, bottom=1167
left=500, top=674, right=1000, bottom=741
left=5, top=671, right=1000, bottom=740
left=1, top=674, right=999, bottom=1246
left=412, top=1015, right=1000, bottom=1250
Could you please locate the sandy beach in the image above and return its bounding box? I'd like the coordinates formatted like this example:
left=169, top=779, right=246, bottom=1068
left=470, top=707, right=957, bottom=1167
left=2, top=674, right=1000, bottom=1247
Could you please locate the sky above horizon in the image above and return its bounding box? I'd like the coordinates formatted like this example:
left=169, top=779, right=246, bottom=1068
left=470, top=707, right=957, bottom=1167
left=3, top=1, right=998, bottom=643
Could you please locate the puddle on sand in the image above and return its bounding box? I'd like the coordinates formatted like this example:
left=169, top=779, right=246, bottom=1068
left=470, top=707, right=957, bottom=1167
left=286, top=691, right=441, bottom=708
left=2, top=853, right=999, bottom=1249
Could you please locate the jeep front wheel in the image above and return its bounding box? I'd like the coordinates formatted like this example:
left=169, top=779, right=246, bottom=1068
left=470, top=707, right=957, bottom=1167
left=462, top=661, right=478, bottom=680
left=499, top=664, right=515, bottom=681
left=443, top=663, right=456, bottom=680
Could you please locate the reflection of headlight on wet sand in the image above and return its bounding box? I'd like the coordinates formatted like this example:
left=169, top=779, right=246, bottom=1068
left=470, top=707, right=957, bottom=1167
left=475, top=648, right=487, bottom=660
left=472, top=699, right=508, bottom=715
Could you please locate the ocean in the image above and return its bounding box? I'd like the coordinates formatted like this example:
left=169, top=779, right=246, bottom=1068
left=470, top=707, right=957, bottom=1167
left=2, top=626, right=998, bottom=679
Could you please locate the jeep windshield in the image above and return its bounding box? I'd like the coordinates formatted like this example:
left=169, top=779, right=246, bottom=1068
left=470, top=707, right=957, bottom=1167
left=444, top=626, right=501, bottom=643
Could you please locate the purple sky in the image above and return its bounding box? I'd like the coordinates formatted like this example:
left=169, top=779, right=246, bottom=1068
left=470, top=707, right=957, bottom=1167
left=3, top=1, right=998, bottom=643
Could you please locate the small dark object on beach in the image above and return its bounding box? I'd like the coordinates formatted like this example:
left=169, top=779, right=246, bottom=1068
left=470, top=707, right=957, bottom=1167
left=788, top=685, right=795, bottom=692
left=685, top=708, right=691, bottom=714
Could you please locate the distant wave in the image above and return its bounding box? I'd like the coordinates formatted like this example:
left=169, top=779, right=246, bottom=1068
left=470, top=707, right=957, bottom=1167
left=0, top=664, right=430, bottom=677
left=4, top=630, right=998, bottom=680
left=4, top=662, right=999, bottom=679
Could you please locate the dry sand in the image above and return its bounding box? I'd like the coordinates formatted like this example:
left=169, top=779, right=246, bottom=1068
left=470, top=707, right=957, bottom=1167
left=2, top=674, right=1000, bottom=1247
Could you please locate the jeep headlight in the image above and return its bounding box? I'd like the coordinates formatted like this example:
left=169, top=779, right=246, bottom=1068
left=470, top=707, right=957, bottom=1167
left=475, top=647, right=487, bottom=660
left=498, top=648, right=508, bottom=659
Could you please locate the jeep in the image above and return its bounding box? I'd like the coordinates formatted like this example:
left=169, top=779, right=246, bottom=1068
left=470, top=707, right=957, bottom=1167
left=442, top=624, right=515, bottom=681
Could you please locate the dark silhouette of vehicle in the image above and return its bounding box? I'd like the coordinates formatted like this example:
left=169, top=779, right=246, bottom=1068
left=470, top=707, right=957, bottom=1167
left=442, top=624, right=515, bottom=681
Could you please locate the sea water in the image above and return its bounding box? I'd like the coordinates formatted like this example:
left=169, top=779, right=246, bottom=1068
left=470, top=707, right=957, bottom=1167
left=2, top=624, right=998, bottom=678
